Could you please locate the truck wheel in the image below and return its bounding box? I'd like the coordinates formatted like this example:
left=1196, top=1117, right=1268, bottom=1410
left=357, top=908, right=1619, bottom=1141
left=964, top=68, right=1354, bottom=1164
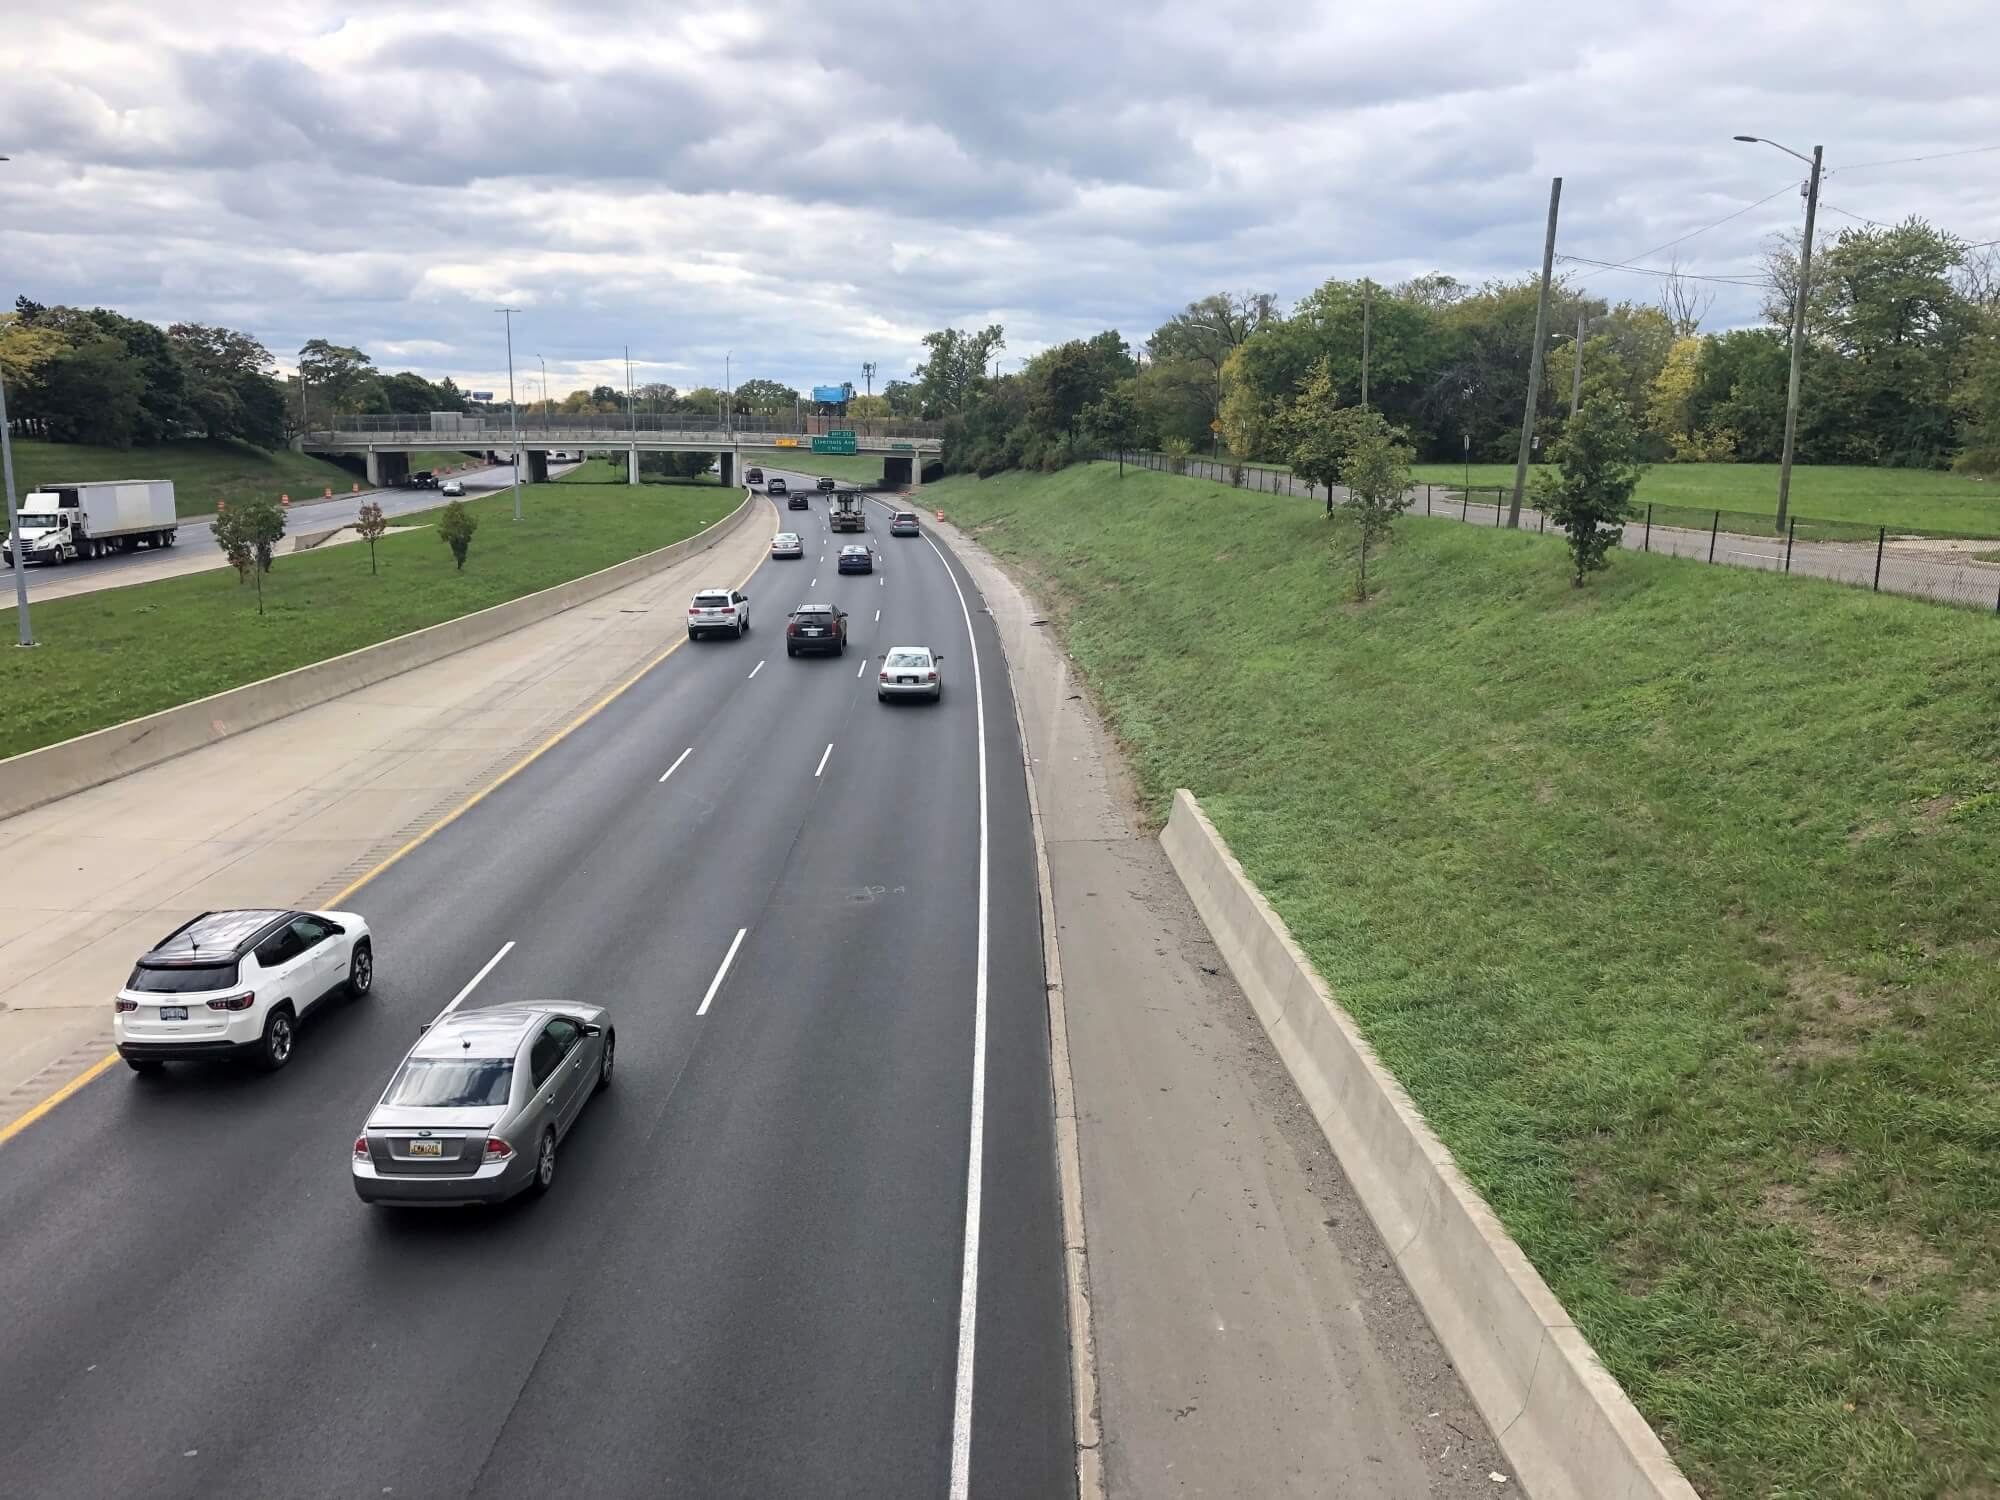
left=164, top=530, right=177, bottom=548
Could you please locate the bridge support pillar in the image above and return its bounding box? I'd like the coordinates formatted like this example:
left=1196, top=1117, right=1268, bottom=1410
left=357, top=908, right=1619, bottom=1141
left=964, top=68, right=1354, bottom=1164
left=628, top=445, right=639, bottom=485
left=718, top=452, right=736, bottom=488
left=882, top=455, right=918, bottom=490
left=364, top=449, right=409, bottom=488
left=523, top=450, right=550, bottom=484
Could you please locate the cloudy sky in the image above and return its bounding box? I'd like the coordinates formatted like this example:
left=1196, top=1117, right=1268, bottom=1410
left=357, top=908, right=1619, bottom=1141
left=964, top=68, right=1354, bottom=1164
left=4, top=0, right=1997, bottom=399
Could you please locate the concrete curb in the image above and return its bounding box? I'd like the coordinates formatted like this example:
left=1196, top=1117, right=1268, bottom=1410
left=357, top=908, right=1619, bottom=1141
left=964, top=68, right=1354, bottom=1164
left=1159, top=790, right=1700, bottom=1500
left=0, top=490, right=757, bottom=822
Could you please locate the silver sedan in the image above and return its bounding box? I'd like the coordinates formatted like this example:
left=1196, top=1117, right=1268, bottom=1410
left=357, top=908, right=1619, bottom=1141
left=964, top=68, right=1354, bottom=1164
left=876, top=645, right=943, bottom=703
left=352, top=1002, right=615, bottom=1207
left=771, top=531, right=805, bottom=558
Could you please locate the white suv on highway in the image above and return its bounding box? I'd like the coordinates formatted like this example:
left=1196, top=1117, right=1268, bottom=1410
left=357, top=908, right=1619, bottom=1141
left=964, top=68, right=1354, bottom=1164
left=687, top=588, right=751, bottom=640
left=114, top=909, right=374, bottom=1074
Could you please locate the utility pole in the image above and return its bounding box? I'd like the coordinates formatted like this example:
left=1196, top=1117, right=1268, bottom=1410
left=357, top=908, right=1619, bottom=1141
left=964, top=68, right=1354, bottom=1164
left=1509, top=176, right=1562, bottom=529
left=724, top=351, right=733, bottom=439
left=862, top=361, right=876, bottom=398
left=1569, top=312, right=1585, bottom=417
left=538, top=355, right=547, bottom=418
left=498, top=307, right=522, bottom=522
left=1, top=368, right=36, bottom=646
left=1777, top=147, right=1823, bottom=535
left=1360, top=279, right=1371, bottom=411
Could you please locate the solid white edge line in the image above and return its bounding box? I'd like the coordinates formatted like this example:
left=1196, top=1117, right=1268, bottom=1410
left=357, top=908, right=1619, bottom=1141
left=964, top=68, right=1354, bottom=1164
left=928, top=527, right=991, bottom=1500
left=814, top=741, right=833, bottom=777
left=432, top=940, right=515, bottom=1026
left=695, top=927, right=747, bottom=1017
left=658, top=747, right=692, bottom=783
left=747, top=660, right=764, bottom=680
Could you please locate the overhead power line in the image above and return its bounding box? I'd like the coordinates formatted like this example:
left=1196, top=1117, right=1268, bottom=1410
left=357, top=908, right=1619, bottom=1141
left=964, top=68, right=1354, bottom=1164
left=1829, top=143, right=2000, bottom=176
left=1571, top=179, right=1800, bottom=287
left=1557, top=253, right=1766, bottom=286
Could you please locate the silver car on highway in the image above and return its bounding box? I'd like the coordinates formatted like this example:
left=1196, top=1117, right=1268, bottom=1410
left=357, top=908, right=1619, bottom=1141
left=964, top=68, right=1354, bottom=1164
left=352, top=1002, right=614, bottom=1207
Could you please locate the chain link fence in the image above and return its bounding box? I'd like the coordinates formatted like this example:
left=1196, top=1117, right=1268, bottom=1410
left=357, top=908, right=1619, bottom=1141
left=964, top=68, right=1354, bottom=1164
left=1100, top=451, right=2000, bottom=615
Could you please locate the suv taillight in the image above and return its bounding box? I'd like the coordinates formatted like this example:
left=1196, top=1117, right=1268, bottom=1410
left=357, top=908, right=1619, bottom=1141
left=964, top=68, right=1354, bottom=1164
left=787, top=621, right=798, bottom=635
left=114, top=998, right=137, bottom=1013
left=353, top=1136, right=369, bottom=1160
left=484, top=1138, right=513, bottom=1161
left=206, top=993, right=256, bottom=1011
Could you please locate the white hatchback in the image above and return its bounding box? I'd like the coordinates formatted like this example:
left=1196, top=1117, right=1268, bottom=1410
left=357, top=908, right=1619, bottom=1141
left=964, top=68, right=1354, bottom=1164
left=114, top=908, right=374, bottom=1074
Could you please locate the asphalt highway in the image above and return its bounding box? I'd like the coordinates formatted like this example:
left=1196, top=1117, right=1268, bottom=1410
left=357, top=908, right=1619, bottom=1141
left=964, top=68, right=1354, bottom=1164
left=0, top=459, right=533, bottom=602
left=0, top=484, right=1072, bottom=1498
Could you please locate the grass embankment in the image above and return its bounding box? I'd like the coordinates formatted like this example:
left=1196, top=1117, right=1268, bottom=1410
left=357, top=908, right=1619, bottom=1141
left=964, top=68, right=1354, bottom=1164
left=940, top=462, right=1999, bottom=1499
left=745, top=448, right=892, bottom=485
left=1410, top=461, right=2000, bottom=537
left=0, top=481, right=734, bottom=759
left=8, top=437, right=379, bottom=518
left=555, top=457, right=720, bottom=486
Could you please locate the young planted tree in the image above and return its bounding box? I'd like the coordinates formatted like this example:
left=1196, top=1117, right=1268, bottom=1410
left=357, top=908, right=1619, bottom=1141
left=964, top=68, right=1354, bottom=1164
left=1534, top=393, right=1644, bottom=587
left=437, top=499, right=478, bottom=570
left=354, top=499, right=388, bottom=574
left=233, top=498, right=287, bottom=615
left=1335, top=427, right=1415, bottom=600
left=1284, top=358, right=1346, bottom=511
left=211, top=502, right=253, bottom=583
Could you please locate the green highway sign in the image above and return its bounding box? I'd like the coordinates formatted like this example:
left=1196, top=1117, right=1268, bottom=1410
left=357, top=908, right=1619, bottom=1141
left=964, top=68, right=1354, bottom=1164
left=812, top=431, right=858, bottom=455
left=890, top=441, right=914, bottom=451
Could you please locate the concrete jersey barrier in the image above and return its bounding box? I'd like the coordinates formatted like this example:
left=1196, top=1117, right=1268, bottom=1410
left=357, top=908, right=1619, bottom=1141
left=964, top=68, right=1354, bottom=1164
left=1160, top=789, right=1700, bottom=1500
left=0, top=490, right=758, bottom=823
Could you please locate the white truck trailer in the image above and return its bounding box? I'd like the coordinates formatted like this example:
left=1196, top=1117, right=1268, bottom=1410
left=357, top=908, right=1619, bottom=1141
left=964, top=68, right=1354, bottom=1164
left=4, top=479, right=179, bottom=566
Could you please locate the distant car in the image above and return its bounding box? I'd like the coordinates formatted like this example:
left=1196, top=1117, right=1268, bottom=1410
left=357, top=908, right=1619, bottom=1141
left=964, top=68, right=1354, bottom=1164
left=786, top=603, right=848, bottom=656
left=837, top=543, right=873, bottom=574
left=408, top=471, right=439, bottom=490
left=889, top=511, right=920, bottom=536
left=816, top=476, right=837, bottom=492
left=788, top=491, right=809, bottom=510
left=767, top=477, right=788, bottom=496
left=771, top=531, right=805, bottom=559
left=352, top=1002, right=615, bottom=1207
left=440, top=479, right=465, bottom=496
left=115, top=908, right=374, bottom=1074
left=745, top=467, right=764, bottom=484
left=877, top=645, right=943, bottom=703
left=688, top=587, right=751, bottom=639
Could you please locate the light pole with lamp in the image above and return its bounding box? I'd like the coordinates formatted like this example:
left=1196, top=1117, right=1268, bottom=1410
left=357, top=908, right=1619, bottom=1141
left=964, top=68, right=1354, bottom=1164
left=0, top=156, right=30, bottom=645
left=497, top=308, right=522, bottom=522
left=1734, top=134, right=1822, bottom=535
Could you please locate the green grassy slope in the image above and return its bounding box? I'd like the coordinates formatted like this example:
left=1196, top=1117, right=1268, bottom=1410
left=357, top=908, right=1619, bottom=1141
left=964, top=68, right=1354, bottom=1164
left=0, top=482, right=736, bottom=758
left=938, top=461, right=1999, bottom=1499
left=744, top=448, right=895, bottom=485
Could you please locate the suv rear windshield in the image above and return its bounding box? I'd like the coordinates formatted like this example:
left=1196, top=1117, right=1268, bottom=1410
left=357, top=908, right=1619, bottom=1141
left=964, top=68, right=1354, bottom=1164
left=128, top=961, right=240, bottom=993
left=693, top=594, right=732, bottom=608
left=384, top=1057, right=515, bottom=1108
left=895, top=513, right=917, bottom=522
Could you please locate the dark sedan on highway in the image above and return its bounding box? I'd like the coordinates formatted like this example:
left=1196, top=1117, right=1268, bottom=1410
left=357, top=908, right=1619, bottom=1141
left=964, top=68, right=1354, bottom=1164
left=837, top=544, right=874, bottom=574
left=353, top=1002, right=615, bottom=1207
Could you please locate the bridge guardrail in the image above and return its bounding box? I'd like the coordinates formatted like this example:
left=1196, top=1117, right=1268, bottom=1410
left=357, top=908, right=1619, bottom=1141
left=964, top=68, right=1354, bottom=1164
left=319, top=413, right=944, bottom=441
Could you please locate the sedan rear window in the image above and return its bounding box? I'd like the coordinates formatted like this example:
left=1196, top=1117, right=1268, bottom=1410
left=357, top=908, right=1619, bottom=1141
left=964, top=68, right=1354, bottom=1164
left=887, top=651, right=930, bottom=668
left=383, top=1057, right=515, bottom=1108
left=128, top=961, right=240, bottom=993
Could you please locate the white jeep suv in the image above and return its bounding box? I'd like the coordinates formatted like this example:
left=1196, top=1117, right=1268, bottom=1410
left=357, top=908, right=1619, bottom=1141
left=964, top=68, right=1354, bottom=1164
left=114, top=909, right=374, bottom=1074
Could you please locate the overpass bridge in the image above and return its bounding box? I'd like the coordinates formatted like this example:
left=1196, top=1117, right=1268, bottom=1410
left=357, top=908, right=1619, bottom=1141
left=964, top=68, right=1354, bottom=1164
left=300, top=414, right=945, bottom=489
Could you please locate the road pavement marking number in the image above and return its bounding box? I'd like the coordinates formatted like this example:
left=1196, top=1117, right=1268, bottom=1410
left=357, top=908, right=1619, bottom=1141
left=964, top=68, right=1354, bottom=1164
left=659, top=747, right=693, bottom=783
left=433, top=941, right=515, bottom=1027
left=747, top=660, right=764, bottom=680
left=696, top=928, right=747, bottom=1017
left=815, top=742, right=833, bottom=777
left=929, top=532, right=992, bottom=1500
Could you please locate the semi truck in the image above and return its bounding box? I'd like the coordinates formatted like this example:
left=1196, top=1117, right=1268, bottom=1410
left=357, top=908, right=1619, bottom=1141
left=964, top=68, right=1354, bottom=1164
left=3, top=479, right=179, bottom=566
left=830, top=490, right=867, bottom=532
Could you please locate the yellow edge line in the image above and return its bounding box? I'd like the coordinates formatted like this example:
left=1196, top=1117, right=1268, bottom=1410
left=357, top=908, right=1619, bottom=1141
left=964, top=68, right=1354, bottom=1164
left=0, top=498, right=768, bottom=1148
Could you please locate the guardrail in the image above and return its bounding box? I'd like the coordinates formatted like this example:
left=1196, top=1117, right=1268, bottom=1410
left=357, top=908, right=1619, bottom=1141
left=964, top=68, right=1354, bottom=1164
left=318, top=413, right=944, bottom=440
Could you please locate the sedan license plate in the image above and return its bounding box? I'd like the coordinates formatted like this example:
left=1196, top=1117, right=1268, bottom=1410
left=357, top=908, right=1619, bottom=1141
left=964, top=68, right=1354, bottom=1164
left=407, top=1140, right=443, bottom=1157
left=160, top=1006, right=188, bottom=1021
left=900, top=676, right=916, bottom=685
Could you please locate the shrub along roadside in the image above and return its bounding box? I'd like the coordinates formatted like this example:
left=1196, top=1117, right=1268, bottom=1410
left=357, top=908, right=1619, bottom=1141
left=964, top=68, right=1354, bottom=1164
left=937, top=462, right=1999, bottom=1499
left=0, top=482, right=727, bottom=759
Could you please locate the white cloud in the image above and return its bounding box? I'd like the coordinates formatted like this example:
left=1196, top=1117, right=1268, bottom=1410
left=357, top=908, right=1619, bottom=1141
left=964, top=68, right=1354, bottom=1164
left=1, top=0, right=1996, bottom=395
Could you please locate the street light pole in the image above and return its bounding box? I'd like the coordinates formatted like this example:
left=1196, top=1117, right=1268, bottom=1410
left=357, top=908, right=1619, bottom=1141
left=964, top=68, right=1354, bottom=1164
left=1509, top=176, right=1562, bottom=528
left=862, top=361, right=876, bottom=398
left=724, top=352, right=732, bottom=439
left=497, top=307, right=522, bottom=522
left=1570, top=312, right=1586, bottom=417
left=1, top=367, right=36, bottom=646
left=537, top=355, right=547, bottom=417
left=1735, top=135, right=1822, bottom=535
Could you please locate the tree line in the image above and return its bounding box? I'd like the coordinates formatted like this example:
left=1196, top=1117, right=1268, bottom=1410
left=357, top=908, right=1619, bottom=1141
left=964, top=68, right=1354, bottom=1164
left=914, top=217, right=2000, bottom=483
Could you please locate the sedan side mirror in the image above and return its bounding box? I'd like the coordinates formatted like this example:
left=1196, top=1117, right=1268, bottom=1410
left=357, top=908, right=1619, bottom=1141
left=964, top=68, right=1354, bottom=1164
left=581, top=1022, right=603, bottom=1037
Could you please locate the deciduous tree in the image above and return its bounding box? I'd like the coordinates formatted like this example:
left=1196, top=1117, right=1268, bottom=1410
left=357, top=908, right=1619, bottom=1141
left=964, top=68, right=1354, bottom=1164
left=1335, top=427, right=1414, bottom=600
left=1534, top=394, right=1644, bottom=587
left=437, top=498, right=478, bottom=570
left=354, top=500, right=388, bottom=574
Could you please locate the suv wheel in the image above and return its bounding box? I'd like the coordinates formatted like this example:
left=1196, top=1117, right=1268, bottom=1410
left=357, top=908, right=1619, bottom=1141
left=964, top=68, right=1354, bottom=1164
left=347, top=940, right=374, bottom=998
left=254, top=1006, right=296, bottom=1072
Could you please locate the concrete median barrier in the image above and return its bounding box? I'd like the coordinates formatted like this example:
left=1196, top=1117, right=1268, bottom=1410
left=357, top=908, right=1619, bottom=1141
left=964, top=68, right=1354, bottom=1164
left=1160, top=789, right=1699, bottom=1500
left=0, top=490, right=757, bottom=823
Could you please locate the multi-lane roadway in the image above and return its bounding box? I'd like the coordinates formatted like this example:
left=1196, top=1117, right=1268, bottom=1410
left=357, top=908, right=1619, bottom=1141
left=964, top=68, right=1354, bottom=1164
left=0, top=479, right=1073, bottom=1498
left=1, top=459, right=536, bottom=606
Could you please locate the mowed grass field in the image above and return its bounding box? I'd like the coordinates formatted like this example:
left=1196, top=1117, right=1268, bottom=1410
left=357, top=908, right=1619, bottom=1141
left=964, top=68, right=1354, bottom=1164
left=0, top=481, right=734, bottom=759
left=1409, top=461, right=2000, bottom=536
left=8, top=437, right=383, bottom=518
left=555, top=456, right=721, bottom=486
left=937, top=462, right=1999, bottom=1498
